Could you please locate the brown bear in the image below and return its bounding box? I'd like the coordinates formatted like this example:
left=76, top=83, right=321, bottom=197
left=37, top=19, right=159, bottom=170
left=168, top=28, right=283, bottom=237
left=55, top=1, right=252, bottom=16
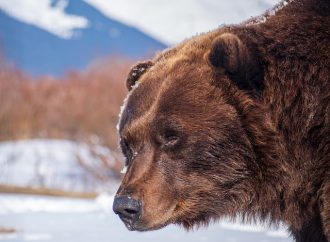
left=112, top=0, right=330, bottom=241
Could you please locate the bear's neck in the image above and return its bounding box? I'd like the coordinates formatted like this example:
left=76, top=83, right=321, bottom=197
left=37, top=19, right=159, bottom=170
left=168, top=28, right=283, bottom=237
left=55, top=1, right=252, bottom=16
left=230, top=70, right=327, bottom=236
left=229, top=94, right=291, bottom=223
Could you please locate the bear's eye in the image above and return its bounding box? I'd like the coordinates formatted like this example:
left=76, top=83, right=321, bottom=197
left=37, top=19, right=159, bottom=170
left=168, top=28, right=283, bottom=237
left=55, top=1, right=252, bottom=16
left=160, top=129, right=179, bottom=149
left=120, top=139, right=133, bottom=166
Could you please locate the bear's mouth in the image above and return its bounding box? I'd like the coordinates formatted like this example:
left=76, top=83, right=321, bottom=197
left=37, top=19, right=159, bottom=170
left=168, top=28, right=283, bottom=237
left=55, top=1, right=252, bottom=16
left=118, top=214, right=136, bottom=231
left=132, top=222, right=168, bottom=232
left=120, top=216, right=170, bottom=232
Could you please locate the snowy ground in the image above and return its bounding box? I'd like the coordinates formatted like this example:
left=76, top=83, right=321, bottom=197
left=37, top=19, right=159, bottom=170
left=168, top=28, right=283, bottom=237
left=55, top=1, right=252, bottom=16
left=0, top=193, right=293, bottom=242
left=0, top=139, right=118, bottom=193
left=0, top=139, right=294, bottom=241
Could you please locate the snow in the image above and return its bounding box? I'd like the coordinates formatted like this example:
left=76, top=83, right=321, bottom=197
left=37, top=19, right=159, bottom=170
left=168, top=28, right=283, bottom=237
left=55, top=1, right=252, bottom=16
left=83, top=0, right=281, bottom=44
left=0, top=0, right=88, bottom=39
left=266, top=230, right=290, bottom=238
left=0, top=193, right=292, bottom=242
left=22, top=233, right=53, bottom=241
left=0, top=193, right=112, bottom=214
left=0, top=139, right=117, bottom=193
left=120, top=165, right=128, bottom=174
left=245, top=0, right=294, bottom=25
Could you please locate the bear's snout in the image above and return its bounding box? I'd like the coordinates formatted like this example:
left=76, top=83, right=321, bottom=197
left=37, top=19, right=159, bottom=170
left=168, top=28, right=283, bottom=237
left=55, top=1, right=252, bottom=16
left=113, top=195, right=142, bottom=230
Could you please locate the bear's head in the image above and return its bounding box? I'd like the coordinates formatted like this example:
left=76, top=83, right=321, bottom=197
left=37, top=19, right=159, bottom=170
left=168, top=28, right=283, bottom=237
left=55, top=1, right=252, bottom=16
left=113, top=32, right=268, bottom=231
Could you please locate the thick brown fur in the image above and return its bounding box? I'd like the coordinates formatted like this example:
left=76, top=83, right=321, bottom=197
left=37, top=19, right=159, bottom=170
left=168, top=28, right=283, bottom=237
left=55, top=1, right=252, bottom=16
left=115, top=0, right=330, bottom=241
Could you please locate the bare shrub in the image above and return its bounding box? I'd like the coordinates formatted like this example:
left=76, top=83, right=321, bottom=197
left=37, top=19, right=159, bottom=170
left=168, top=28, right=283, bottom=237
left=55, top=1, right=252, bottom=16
left=0, top=56, right=132, bottom=177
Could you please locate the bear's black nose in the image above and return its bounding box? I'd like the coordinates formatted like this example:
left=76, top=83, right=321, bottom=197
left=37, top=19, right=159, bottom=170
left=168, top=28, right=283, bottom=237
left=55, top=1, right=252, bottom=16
left=113, top=196, right=141, bottom=229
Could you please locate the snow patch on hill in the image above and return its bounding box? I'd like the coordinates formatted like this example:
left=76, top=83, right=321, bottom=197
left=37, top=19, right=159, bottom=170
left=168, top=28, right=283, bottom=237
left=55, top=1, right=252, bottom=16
left=0, top=0, right=88, bottom=39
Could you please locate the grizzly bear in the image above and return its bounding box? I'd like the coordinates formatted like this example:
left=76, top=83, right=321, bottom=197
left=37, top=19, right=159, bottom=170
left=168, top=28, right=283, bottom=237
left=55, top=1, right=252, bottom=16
left=112, top=0, right=330, bottom=241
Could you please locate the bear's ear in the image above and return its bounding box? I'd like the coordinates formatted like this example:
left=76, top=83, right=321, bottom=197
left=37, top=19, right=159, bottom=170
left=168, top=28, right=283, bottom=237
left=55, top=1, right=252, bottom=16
left=126, top=60, right=153, bottom=91
left=207, top=33, right=264, bottom=94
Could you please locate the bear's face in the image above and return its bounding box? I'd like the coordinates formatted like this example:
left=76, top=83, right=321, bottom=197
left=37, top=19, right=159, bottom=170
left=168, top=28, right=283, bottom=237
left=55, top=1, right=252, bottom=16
left=114, top=33, right=263, bottom=231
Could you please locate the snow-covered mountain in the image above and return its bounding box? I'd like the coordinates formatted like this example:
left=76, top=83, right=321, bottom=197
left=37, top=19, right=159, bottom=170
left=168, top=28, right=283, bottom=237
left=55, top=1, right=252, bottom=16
left=0, top=0, right=280, bottom=77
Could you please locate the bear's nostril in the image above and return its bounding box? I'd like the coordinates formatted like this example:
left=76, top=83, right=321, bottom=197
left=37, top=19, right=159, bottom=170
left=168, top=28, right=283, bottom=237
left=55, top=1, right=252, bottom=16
left=124, top=208, right=139, bottom=215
